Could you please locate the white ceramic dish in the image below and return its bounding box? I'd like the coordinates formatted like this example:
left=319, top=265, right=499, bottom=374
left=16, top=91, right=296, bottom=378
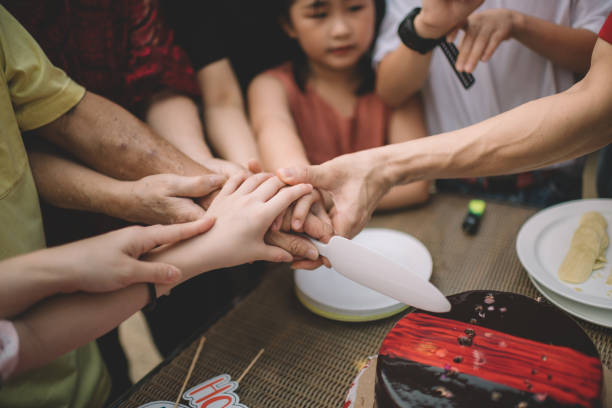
left=529, top=275, right=612, bottom=329
left=294, top=228, right=433, bottom=322
left=516, top=199, right=612, bottom=309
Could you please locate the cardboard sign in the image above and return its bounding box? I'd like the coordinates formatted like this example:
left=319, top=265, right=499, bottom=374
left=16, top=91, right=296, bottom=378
left=137, top=374, right=247, bottom=408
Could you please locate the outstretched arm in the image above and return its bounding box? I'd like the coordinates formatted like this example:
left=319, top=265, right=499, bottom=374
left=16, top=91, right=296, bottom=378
left=377, top=94, right=430, bottom=210
left=35, top=91, right=212, bottom=180
left=10, top=174, right=312, bottom=375
left=279, top=37, right=612, bottom=237
left=29, top=151, right=226, bottom=225
left=386, top=38, right=612, bottom=182
left=199, top=58, right=260, bottom=168
left=0, top=220, right=213, bottom=320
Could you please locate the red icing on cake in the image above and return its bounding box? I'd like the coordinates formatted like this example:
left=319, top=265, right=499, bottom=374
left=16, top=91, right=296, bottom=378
left=375, top=291, right=603, bottom=408
left=380, top=313, right=601, bottom=406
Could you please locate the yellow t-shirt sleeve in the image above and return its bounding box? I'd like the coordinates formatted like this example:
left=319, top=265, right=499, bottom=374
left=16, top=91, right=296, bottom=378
left=0, top=5, right=85, bottom=132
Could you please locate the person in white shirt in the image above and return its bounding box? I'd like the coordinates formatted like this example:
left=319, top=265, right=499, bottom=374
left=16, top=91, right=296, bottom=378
left=373, top=0, right=612, bottom=206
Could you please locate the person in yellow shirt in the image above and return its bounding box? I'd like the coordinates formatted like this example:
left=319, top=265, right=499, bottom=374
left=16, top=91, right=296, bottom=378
left=0, top=5, right=315, bottom=407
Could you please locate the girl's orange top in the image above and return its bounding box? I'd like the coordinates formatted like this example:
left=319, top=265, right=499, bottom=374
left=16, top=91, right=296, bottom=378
left=264, top=62, right=391, bottom=165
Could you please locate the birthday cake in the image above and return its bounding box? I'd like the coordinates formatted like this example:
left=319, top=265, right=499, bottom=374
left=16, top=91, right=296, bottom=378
left=375, top=291, right=603, bottom=407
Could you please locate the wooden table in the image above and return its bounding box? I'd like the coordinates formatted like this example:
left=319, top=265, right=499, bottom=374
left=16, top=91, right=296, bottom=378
left=111, top=194, right=612, bottom=408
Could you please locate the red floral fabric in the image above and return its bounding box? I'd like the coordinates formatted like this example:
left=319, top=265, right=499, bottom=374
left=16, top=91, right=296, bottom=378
left=5, top=0, right=199, bottom=112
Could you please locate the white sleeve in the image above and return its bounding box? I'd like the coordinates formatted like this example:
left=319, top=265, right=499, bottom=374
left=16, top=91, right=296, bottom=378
left=570, top=0, right=612, bottom=33
left=0, top=320, right=19, bottom=382
left=373, top=0, right=421, bottom=67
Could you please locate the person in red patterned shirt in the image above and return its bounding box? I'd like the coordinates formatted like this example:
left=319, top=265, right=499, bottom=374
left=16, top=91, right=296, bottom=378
left=276, top=6, right=612, bottom=239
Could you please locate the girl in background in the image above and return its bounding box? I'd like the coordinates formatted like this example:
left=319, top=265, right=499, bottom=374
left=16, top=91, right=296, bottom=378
left=249, top=0, right=430, bottom=233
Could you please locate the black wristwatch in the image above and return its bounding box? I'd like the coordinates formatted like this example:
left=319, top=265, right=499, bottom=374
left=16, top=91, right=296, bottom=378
left=397, top=7, right=443, bottom=54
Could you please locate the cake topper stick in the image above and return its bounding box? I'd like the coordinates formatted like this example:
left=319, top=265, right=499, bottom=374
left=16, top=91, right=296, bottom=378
left=174, top=336, right=206, bottom=408
left=236, top=348, right=265, bottom=383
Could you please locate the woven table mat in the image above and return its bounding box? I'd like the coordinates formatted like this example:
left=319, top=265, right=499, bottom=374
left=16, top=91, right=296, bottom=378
left=115, top=194, right=611, bottom=408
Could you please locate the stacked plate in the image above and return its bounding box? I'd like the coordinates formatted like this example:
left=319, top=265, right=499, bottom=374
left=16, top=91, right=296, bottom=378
left=516, top=199, right=612, bottom=328
left=294, top=228, right=433, bottom=322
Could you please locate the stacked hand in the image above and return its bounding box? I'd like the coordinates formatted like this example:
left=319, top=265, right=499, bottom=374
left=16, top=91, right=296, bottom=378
left=164, top=173, right=316, bottom=271
left=122, top=173, right=226, bottom=224
left=278, top=148, right=393, bottom=240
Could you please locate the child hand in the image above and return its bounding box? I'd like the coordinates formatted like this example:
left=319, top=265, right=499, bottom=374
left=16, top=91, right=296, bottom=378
left=204, top=173, right=314, bottom=265
left=454, top=9, right=516, bottom=73
left=65, top=218, right=215, bottom=293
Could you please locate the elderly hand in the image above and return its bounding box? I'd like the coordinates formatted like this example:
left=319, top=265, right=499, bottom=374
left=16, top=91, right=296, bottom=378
left=416, top=0, right=484, bottom=39
left=453, top=9, right=516, bottom=73
left=277, top=149, right=393, bottom=239
left=121, top=173, right=226, bottom=224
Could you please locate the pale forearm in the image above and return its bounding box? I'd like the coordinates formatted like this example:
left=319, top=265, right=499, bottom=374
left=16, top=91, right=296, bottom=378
left=512, top=12, right=596, bottom=74
left=377, top=181, right=430, bottom=211
left=198, top=58, right=259, bottom=167
left=146, top=92, right=213, bottom=165
left=0, top=252, right=75, bottom=319
left=204, top=105, right=260, bottom=167
left=376, top=44, right=432, bottom=107
left=10, top=233, right=222, bottom=374
left=257, top=124, right=310, bottom=171
left=37, top=92, right=211, bottom=180
left=13, top=284, right=149, bottom=374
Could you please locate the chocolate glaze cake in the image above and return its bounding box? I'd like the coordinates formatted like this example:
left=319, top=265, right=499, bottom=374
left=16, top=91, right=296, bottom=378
left=376, top=291, right=602, bottom=407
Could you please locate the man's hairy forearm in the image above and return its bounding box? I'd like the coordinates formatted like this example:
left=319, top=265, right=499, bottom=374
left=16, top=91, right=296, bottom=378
left=36, top=92, right=211, bottom=180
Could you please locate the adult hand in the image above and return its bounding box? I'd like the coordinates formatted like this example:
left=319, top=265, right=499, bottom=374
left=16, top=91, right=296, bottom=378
left=454, top=9, right=516, bottom=73
left=60, top=218, right=215, bottom=293
left=122, top=173, right=226, bottom=224
left=416, top=0, right=484, bottom=39
left=277, top=150, right=393, bottom=239
left=268, top=189, right=334, bottom=269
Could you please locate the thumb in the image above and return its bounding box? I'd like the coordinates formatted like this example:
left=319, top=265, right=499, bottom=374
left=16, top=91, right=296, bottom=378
left=127, top=261, right=183, bottom=286
left=277, top=164, right=326, bottom=188
left=169, top=174, right=227, bottom=198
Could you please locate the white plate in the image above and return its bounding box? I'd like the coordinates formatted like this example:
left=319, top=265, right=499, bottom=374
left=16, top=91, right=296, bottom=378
left=294, top=228, right=432, bottom=322
left=529, top=275, right=612, bottom=329
left=516, top=199, right=612, bottom=309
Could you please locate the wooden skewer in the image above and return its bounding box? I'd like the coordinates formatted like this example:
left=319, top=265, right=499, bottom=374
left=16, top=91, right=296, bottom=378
left=236, top=348, right=265, bottom=383
left=174, top=336, right=206, bottom=408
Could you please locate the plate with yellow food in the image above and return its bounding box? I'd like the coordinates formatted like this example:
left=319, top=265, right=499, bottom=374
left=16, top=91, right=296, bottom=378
left=516, top=199, right=612, bottom=309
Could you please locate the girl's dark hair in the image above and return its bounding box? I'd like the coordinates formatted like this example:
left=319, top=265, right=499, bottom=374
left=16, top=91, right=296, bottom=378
left=277, top=0, right=386, bottom=95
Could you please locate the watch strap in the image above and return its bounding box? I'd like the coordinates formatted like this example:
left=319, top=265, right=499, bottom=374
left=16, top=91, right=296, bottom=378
left=397, top=7, right=443, bottom=55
